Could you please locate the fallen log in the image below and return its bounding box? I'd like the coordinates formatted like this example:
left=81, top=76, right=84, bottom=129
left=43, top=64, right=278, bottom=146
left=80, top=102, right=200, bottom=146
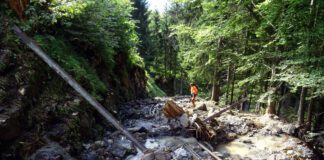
left=12, top=26, right=148, bottom=153
left=203, top=98, right=248, bottom=122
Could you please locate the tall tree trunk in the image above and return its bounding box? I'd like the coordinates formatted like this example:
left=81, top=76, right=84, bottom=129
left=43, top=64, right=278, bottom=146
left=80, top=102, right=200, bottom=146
left=173, top=76, right=176, bottom=95
left=211, top=69, right=220, bottom=103
left=261, top=76, right=269, bottom=111
left=212, top=38, right=222, bottom=103
left=298, top=87, right=307, bottom=126
left=180, top=71, right=183, bottom=95
left=313, top=99, right=323, bottom=131
left=266, top=93, right=277, bottom=114
left=277, top=101, right=282, bottom=117
left=211, top=82, right=220, bottom=103
left=248, top=89, right=252, bottom=111
left=266, top=66, right=276, bottom=114
left=230, top=64, right=236, bottom=104
left=164, top=38, right=167, bottom=78
left=256, top=80, right=263, bottom=113
left=240, top=91, right=248, bottom=111
left=225, top=64, right=231, bottom=104
left=295, top=93, right=300, bottom=112
left=256, top=102, right=260, bottom=113
left=304, top=1, right=317, bottom=130
left=241, top=30, right=249, bottom=111
left=306, top=97, right=314, bottom=131
left=276, top=83, right=285, bottom=116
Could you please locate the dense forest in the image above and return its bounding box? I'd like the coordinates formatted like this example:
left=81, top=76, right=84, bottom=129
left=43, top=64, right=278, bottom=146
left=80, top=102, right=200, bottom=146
left=0, top=0, right=323, bottom=159
left=137, top=0, right=324, bottom=128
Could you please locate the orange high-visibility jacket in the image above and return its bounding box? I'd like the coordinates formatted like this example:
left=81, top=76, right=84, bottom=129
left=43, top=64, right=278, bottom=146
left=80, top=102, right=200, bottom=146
left=191, top=85, right=198, bottom=94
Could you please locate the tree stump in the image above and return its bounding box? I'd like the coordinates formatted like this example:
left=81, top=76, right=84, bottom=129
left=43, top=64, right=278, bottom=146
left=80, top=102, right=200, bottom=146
left=162, top=100, right=185, bottom=118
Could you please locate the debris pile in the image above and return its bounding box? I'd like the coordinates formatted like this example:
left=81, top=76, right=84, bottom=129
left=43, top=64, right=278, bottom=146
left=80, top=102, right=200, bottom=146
left=80, top=97, right=317, bottom=160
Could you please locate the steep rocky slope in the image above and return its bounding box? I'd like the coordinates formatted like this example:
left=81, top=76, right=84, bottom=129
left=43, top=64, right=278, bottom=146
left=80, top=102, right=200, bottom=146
left=0, top=28, right=147, bottom=159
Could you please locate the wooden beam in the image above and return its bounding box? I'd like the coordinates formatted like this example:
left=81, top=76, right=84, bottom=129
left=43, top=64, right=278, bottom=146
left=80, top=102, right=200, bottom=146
left=203, top=98, right=248, bottom=122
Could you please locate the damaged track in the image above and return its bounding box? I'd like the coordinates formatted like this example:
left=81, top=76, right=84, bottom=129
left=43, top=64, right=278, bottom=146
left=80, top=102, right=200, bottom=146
left=82, top=96, right=317, bottom=160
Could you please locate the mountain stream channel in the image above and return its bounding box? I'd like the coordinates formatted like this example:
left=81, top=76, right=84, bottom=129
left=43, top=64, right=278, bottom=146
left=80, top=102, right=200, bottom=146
left=42, top=96, right=321, bottom=160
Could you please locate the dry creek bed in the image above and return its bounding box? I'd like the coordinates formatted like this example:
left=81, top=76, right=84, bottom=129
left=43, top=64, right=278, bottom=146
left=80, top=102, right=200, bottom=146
left=79, top=96, right=317, bottom=160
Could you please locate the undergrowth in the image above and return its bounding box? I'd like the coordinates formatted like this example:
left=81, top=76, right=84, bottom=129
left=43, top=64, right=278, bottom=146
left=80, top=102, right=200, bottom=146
left=34, top=35, right=106, bottom=100
left=146, top=72, right=166, bottom=97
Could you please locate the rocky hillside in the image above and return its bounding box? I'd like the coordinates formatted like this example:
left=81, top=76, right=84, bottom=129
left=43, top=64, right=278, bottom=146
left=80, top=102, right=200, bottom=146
left=0, top=1, right=149, bottom=158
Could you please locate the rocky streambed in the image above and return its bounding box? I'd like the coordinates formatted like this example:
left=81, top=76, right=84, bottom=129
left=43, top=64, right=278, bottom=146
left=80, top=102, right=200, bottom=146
left=80, top=96, right=320, bottom=160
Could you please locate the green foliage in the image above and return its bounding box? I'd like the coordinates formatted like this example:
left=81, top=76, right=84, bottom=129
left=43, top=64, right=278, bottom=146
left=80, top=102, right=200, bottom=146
left=17, top=0, right=142, bottom=71
left=57, top=0, right=139, bottom=69
left=34, top=35, right=106, bottom=100
left=144, top=9, right=183, bottom=95
left=129, top=51, right=145, bottom=68
left=166, top=0, right=324, bottom=105
left=146, top=72, right=166, bottom=97
left=49, top=0, right=93, bottom=20
left=131, top=0, right=150, bottom=57
left=1, top=0, right=150, bottom=101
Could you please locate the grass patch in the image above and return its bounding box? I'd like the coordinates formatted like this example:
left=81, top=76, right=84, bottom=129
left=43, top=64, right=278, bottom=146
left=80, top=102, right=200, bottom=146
left=146, top=72, right=166, bottom=97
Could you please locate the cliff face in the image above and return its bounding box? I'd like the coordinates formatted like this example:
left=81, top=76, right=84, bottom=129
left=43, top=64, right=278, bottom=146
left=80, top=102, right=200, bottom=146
left=0, top=18, right=147, bottom=159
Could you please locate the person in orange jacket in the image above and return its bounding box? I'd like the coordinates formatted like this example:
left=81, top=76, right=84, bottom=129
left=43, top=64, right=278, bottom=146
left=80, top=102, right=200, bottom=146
left=190, top=83, right=198, bottom=107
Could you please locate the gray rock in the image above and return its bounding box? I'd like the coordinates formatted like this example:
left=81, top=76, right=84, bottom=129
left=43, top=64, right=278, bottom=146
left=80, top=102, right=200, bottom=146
left=109, top=136, right=135, bottom=158
left=117, top=136, right=134, bottom=150
left=82, top=143, right=91, bottom=150
left=141, top=152, right=155, bottom=160
left=110, top=147, right=127, bottom=158
left=286, top=150, right=294, bottom=155
left=195, top=104, right=207, bottom=111
left=29, top=142, right=74, bottom=160
left=242, top=140, right=252, bottom=144
left=94, top=141, right=105, bottom=147
left=82, top=151, right=97, bottom=160
left=174, top=147, right=189, bottom=159
left=281, top=124, right=296, bottom=135
left=47, top=124, right=67, bottom=141
left=153, top=150, right=172, bottom=160
left=178, top=114, right=189, bottom=128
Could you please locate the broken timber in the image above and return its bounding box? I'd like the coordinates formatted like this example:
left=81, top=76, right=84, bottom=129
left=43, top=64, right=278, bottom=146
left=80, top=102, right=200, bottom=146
left=12, top=26, right=149, bottom=153
left=183, top=143, right=202, bottom=160
left=192, top=117, right=216, bottom=141
left=162, top=100, right=185, bottom=118
left=203, top=97, right=248, bottom=122
left=197, top=142, right=222, bottom=160
left=161, top=101, right=222, bottom=159
left=162, top=100, right=215, bottom=141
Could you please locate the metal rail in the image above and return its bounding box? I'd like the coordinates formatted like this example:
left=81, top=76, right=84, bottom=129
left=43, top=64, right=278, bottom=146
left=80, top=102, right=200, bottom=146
left=12, top=26, right=148, bottom=153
